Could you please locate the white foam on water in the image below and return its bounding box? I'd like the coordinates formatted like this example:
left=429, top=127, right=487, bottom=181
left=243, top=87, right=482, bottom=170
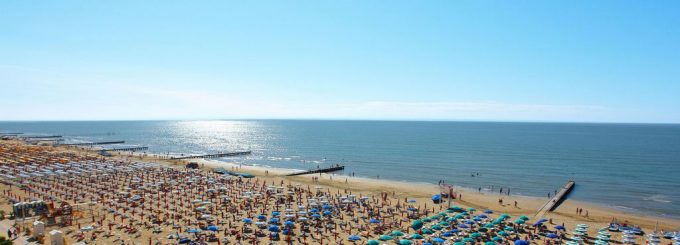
left=643, top=194, right=672, bottom=203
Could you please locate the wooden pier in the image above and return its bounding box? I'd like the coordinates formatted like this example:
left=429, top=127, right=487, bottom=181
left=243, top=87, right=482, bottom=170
left=63, top=141, right=125, bottom=146
left=535, top=180, right=575, bottom=218
left=102, top=146, right=149, bottom=152
left=22, top=135, right=62, bottom=139
left=170, top=151, right=252, bottom=160
left=286, top=165, right=345, bottom=176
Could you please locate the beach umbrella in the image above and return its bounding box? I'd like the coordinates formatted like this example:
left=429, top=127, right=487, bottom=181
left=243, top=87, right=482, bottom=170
left=478, top=214, right=488, bottom=218
left=410, top=234, right=424, bottom=239
left=492, top=236, right=503, bottom=241
left=470, top=232, right=481, bottom=238
left=399, top=240, right=413, bottom=245
left=379, top=235, right=393, bottom=241
left=269, top=217, right=280, bottom=223
left=257, top=214, right=266, bottom=220
left=187, top=228, right=200, bottom=233
left=422, top=228, right=434, bottom=235
left=484, top=209, right=494, bottom=214
left=391, top=230, right=405, bottom=236
left=242, top=218, right=252, bottom=223
left=478, top=227, right=488, bottom=232
left=433, top=237, right=445, bottom=244
left=268, top=225, right=280, bottom=232
left=432, top=194, right=441, bottom=202
left=514, top=219, right=525, bottom=224
left=538, top=218, right=548, bottom=223
left=463, top=237, right=474, bottom=243
left=432, top=225, right=443, bottom=230
left=408, top=199, right=417, bottom=203
left=555, top=225, right=565, bottom=230
left=458, top=224, right=469, bottom=229
left=411, top=220, right=424, bottom=230
left=518, top=215, right=529, bottom=220
left=442, top=232, right=454, bottom=237
left=498, top=231, right=509, bottom=236
left=454, top=242, right=465, bottom=245
left=546, top=233, right=559, bottom=239
left=367, top=240, right=380, bottom=245
left=179, top=238, right=191, bottom=244
left=423, top=243, right=433, bottom=245
left=284, top=220, right=295, bottom=226
left=467, top=208, right=476, bottom=212
left=465, top=220, right=476, bottom=225
left=422, top=218, right=433, bottom=223
left=504, top=227, right=515, bottom=231
left=439, top=221, right=449, bottom=226
left=451, top=228, right=460, bottom=233
left=514, top=240, right=529, bottom=245
left=323, top=210, right=332, bottom=216
left=485, top=242, right=496, bottom=245
left=206, top=225, right=219, bottom=231
left=369, top=218, right=381, bottom=224
left=484, top=223, right=495, bottom=228
left=272, top=211, right=280, bottom=216
left=348, top=235, right=361, bottom=241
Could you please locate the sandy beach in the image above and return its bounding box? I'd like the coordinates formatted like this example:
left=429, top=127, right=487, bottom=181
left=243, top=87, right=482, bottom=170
left=1, top=139, right=679, bottom=245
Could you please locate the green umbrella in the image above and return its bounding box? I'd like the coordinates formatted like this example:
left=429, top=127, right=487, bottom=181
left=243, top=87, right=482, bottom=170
left=484, top=223, right=495, bottom=228
left=431, top=225, right=443, bottom=230
left=470, top=232, right=481, bottom=238
left=519, top=215, right=529, bottom=220
left=367, top=240, right=380, bottom=245
left=485, top=242, right=496, bottom=245
left=498, top=231, right=509, bottom=236
left=514, top=219, right=525, bottom=224
left=410, top=234, right=424, bottom=240
left=399, top=240, right=413, bottom=245
left=447, top=217, right=457, bottom=222
left=422, top=218, right=433, bottom=223
left=439, top=221, right=449, bottom=226
left=467, top=208, right=476, bottom=212
left=422, top=228, right=434, bottom=234
left=391, top=230, right=405, bottom=236
left=454, top=242, right=466, bottom=245
left=411, top=220, right=424, bottom=230
left=492, top=236, right=503, bottom=241
left=463, top=237, right=474, bottom=243
left=478, top=227, right=488, bottom=232
left=504, top=227, right=514, bottom=231
left=379, top=235, right=393, bottom=241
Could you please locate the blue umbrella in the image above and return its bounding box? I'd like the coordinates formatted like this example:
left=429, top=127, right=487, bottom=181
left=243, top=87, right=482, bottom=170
left=408, top=199, right=417, bottom=203
left=284, top=221, right=295, bottom=226
left=310, top=208, right=319, bottom=213
left=451, top=229, right=460, bottom=233
left=546, top=233, right=559, bottom=239
left=269, top=218, right=279, bottom=223
left=186, top=228, right=200, bottom=233
left=554, top=225, right=565, bottom=230
left=348, top=235, right=361, bottom=241
left=206, top=225, right=219, bottom=231
left=432, top=194, right=442, bottom=201
left=458, top=224, right=469, bottom=228
left=243, top=218, right=253, bottom=223
left=179, top=238, right=191, bottom=244
left=484, top=209, right=494, bottom=214
left=257, top=215, right=267, bottom=220
left=323, top=210, right=332, bottom=216
left=465, top=220, right=475, bottom=225
left=268, top=225, right=280, bottom=232
left=432, top=237, right=445, bottom=243
left=442, top=232, right=454, bottom=237
left=311, top=213, right=321, bottom=218
left=272, top=211, right=280, bottom=216
left=423, top=243, right=433, bottom=245
left=478, top=214, right=488, bottom=218
left=369, top=219, right=381, bottom=224
left=515, top=240, right=529, bottom=245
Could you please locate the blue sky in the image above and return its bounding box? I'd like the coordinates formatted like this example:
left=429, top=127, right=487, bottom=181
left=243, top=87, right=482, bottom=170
left=1, top=1, right=679, bottom=122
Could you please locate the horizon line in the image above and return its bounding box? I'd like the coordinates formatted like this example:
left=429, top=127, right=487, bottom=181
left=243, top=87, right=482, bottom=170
left=1, top=118, right=679, bottom=125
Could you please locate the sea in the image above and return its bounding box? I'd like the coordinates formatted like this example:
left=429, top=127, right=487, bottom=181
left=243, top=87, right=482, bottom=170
left=1, top=120, right=679, bottom=218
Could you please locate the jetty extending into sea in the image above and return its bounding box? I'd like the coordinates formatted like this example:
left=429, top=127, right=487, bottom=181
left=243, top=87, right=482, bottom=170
left=535, top=180, right=575, bottom=218
left=286, top=165, right=345, bottom=176
left=170, top=151, right=252, bottom=160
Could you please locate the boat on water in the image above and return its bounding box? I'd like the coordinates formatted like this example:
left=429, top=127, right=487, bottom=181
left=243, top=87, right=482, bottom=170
left=663, top=231, right=676, bottom=239
left=212, top=167, right=254, bottom=178
left=608, top=222, right=620, bottom=232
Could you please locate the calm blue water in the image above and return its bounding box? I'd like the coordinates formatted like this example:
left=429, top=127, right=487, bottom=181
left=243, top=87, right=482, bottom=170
left=2, top=120, right=679, bottom=218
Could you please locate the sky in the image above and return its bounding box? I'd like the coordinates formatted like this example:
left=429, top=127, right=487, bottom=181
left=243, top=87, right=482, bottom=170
left=1, top=1, right=679, bottom=123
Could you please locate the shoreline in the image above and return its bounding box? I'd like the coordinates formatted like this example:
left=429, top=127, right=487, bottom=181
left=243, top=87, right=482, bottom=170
left=188, top=158, right=680, bottom=231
